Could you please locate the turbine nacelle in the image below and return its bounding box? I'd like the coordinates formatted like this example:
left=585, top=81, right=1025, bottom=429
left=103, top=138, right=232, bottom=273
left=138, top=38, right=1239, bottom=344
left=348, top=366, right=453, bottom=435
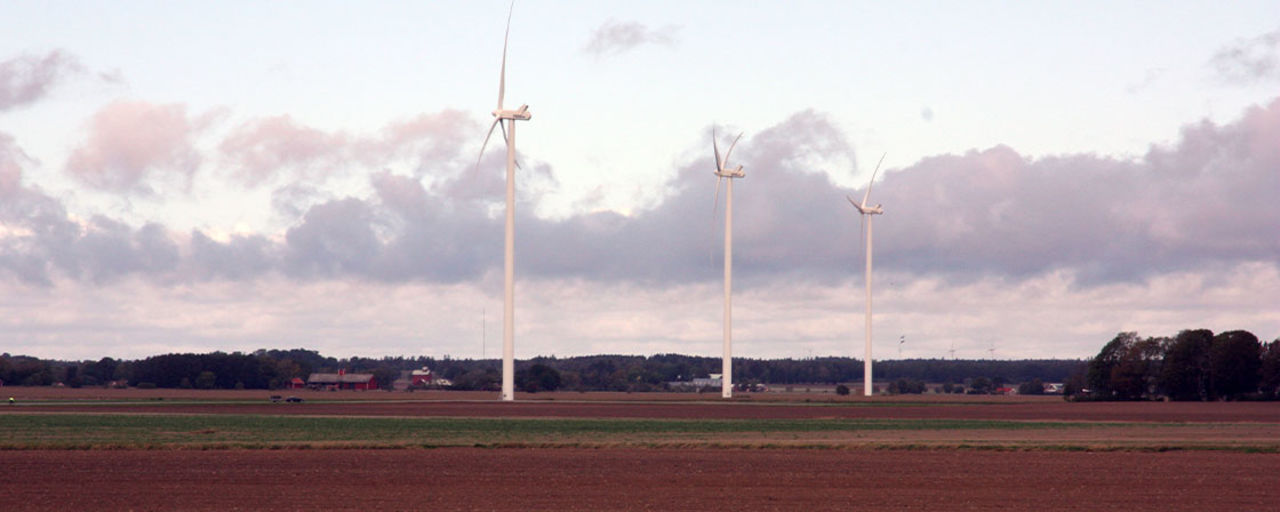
left=492, top=104, right=532, bottom=121
left=847, top=195, right=884, bottom=215
left=715, top=165, right=745, bottom=179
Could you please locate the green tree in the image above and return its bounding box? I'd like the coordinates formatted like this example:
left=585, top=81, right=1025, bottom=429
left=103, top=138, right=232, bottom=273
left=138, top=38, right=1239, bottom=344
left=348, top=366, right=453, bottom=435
left=194, top=371, right=217, bottom=389
left=370, top=367, right=400, bottom=391
left=968, top=377, right=993, bottom=394
left=451, top=367, right=499, bottom=391
left=1086, top=332, right=1136, bottom=398
left=1259, top=339, right=1280, bottom=400
left=1018, top=379, right=1046, bottom=395
left=1160, top=329, right=1213, bottom=400
left=1109, top=336, right=1164, bottom=400
left=518, top=363, right=562, bottom=393
left=1085, top=332, right=1162, bottom=400
left=1208, top=330, right=1262, bottom=399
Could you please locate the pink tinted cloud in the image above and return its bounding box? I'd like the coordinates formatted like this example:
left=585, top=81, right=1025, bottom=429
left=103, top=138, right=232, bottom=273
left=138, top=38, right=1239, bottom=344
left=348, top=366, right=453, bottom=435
left=0, top=50, right=83, bottom=111
left=370, top=109, right=471, bottom=169
left=219, top=115, right=349, bottom=187
left=0, top=133, right=30, bottom=197
left=64, top=101, right=204, bottom=193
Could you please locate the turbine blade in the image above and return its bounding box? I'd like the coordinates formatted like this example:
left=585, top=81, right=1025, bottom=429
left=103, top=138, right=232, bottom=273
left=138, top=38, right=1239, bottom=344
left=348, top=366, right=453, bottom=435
left=498, top=0, right=515, bottom=110
left=712, top=128, right=722, bottom=170
left=860, top=152, right=886, bottom=208
left=475, top=118, right=502, bottom=170
left=723, top=132, right=744, bottom=168
left=846, top=195, right=865, bottom=214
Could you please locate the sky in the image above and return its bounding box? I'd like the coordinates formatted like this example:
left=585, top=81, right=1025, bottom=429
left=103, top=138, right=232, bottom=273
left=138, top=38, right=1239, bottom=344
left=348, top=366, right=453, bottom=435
left=2, top=1, right=1278, bottom=362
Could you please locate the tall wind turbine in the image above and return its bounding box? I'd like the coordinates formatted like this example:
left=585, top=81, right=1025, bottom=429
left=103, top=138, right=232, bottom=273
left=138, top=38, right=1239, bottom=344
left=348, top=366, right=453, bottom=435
left=476, top=1, right=531, bottom=402
left=711, top=129, right=744, bottom=399
left=847, top=154, right=885, bottom=397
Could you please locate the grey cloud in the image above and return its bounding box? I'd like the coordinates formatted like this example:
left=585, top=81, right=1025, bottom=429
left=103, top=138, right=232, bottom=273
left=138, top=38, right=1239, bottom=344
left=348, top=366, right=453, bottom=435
left=189, top=230, right=278, bottom=281
left=1211, top=28, right=1280, bottom=84
left=0, top=50, right=82, bottom=112
left=5, top=98, right=1280, bottom=290
left=583, top=20, right=679, bottom=58
left=872, top=99, right=1280, bottom=283
left=73, top=217, right=180, bottom=283
left=516, top=101, right=1279, bottom=286
left=0, top=187, right=185, bottom=286
left=284, top=198, right=382, bottom=278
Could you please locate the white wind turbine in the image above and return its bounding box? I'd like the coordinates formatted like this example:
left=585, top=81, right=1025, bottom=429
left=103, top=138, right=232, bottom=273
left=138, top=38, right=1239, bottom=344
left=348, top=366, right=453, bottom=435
left=847, top=154, right=886, bottom=397
left=711, top=129, right=745, bottom=399
left=475, top=1, right=531, bottom=402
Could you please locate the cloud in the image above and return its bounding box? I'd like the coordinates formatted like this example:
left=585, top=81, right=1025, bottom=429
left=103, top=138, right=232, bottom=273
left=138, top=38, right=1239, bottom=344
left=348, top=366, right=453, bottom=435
left=64, top=101, right=207, bottom=194
left=6, top=96, right=1280, bottom=294
left=219, top=115, right=350, bottom=187
left=0, top=133, right=31, bottom=197
left=372, top=110, right=473, bottom=171
left=868, top=96, right=1280, bottom=283
left=0, top=50, right=83, bottom=112
left=217, top=110, right=477, bottom=192
left=583, top=20, right=680, bottom=58
left=188, top=230, right=278, bottom=281
left=1210, top=27, right=1280, bottom=84
left=4, top=97, right=1280, bottom=359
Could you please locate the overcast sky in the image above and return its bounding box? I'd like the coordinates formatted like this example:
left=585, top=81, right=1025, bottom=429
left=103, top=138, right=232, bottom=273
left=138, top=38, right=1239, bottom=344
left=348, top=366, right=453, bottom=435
left=2, top=1, right=1278, bottom=362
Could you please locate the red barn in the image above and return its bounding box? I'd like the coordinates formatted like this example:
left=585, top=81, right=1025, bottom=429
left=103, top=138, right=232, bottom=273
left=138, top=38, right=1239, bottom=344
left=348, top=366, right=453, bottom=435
left=411, top=367, right=434, bottom=387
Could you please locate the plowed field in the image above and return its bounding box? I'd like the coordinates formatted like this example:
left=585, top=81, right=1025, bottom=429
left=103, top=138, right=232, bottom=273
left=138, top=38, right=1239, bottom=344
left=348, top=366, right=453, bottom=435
left=2, top=449, right=1277, bottom=511
left=3, top=389, right=1278, bottom=510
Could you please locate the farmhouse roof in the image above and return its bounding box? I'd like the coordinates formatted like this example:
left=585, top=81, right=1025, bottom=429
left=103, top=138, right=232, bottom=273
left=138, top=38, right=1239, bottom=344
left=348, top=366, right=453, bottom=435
left=308, top=373, right=375, bottom=384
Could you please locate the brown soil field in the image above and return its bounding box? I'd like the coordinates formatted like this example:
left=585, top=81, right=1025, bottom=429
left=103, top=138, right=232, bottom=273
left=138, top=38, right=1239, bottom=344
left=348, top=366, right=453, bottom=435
left=4, top=389, right=1279, bottom=510
left=10, top=388, right=1280, bottom=423
left=2, top=448, right=1277, bottom=511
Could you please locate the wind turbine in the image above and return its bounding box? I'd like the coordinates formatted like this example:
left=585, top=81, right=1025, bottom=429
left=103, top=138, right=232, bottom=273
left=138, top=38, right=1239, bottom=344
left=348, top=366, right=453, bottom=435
left=847, top=154, right=886, bottom=397
left=475, top=1, right=531, bottom=402
left=711, top=129, right=744, bottom=399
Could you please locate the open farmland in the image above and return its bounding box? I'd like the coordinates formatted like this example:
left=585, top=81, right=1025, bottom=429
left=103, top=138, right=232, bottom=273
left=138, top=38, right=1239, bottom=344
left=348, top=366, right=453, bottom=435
left=1, top=389, right=1278, bottom=511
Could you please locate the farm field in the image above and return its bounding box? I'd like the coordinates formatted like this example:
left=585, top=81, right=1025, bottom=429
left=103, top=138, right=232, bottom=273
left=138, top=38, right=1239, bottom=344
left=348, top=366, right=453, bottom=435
left=2, top=389, right=1279, bottom=510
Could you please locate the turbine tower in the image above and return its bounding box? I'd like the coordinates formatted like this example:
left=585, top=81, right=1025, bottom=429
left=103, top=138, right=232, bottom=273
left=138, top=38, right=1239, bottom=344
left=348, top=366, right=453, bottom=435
left=476, top=1, right=531, bottom=402
left=847, top=154, right=886, bottom=397
left=711, top=129, right=744, bottom=399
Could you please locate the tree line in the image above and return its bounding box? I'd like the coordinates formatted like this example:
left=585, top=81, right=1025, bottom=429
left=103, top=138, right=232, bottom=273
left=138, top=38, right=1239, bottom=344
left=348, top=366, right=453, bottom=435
left=0, top=348, right=1081, bottom=392
left=1071, top=329, right=1280, bottom=401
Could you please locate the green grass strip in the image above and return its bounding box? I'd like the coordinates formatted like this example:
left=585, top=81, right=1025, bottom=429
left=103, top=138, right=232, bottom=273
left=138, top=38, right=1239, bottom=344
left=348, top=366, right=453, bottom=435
left=0, top=413, right=1185, bottom=450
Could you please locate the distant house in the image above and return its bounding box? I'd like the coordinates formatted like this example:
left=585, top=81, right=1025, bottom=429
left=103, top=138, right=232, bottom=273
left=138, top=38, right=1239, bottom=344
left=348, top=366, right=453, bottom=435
left=307, top=370, right=378, bottom=391
left=668, top=374, right=723, bottom=391
left=287, top=377, right=306, bottom=389
left=409, top=366, right=452, bottom=388
left=410, top=367, right=434, bottom=387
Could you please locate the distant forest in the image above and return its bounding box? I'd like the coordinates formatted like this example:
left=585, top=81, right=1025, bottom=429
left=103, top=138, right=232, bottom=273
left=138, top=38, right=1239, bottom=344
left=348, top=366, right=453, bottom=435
left=0, top=349, right=1083, bottom=394
left=1071, top=329, right=1280, bottom=401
